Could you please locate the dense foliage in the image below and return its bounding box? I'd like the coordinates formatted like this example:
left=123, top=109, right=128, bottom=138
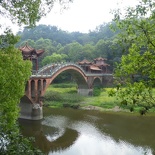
left=44, top=84, right=83, bottom=108
left=0, top=0, right=73, bottom=27
left=0, top=0, right=73, bottom=154
left=0, top=46, right=31, bottom=128
left=0, top=32, right=43, bottom=154
left=110, top=0, right=155, bottom=113
left=16, top=23, right=122, bottom=71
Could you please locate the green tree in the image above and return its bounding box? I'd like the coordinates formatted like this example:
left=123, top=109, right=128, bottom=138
left=58, top=42, right=83, bottom=62
left=42, top=53, right=67, bottom=65
left=111, top=0, right=155, bottom=113
left=0, top=0, right=73, bottom=154
left=82, top=43, right=95, bottom=60
left=0, top=46, right=31, bottom=128
left=0, top=32, right=41, bottom=154
left=94, top=39, right=109, bottom=58
left=19, top=39, right=35, bottom=47
left=0, top=0, right=73, bottom=27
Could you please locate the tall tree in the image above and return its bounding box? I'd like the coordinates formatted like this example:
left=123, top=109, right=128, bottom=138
left=0, top=0, right=73, bottom=154
left=58, top=42, right=83, bottom=62
left=42, top=53, right=67, bottom=65
left=111, top=0, right=155, bottom=113
left=0, top=0, right=73, bottom=27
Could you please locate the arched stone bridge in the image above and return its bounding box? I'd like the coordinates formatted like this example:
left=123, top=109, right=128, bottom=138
left=19, top=62, right=113, bottom=120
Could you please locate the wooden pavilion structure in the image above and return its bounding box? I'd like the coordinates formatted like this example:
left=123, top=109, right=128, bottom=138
left=93, top=57, right=110, bottom=73
left=77, top=57, right=109, bottom=73
left=19, top=43, right=44, bottom=71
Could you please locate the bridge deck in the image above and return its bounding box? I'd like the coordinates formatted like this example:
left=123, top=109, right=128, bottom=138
left=31, top=62, right=112, bottom=78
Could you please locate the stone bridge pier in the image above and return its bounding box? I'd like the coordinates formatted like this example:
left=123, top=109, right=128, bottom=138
left=19, top=78, right=45, bottom=120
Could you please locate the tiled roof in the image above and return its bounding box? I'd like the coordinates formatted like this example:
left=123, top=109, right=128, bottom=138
left=90, top=65, right=101, bottom=70
left=19, top=43, right=44, bottom=57
left=78, top=59, right=92, bottom=65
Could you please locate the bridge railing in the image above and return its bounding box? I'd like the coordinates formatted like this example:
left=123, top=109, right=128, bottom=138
left=32, top=62, right=85, bottom=76
left=31, top=62, right=113, bottom=78
left=37, top=62, right=73, bottom=73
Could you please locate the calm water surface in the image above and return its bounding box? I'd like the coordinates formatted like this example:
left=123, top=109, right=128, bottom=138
left=19, top=107, right=155, bottom=155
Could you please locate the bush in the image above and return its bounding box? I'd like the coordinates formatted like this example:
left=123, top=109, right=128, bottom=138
left=93, top=88, right=101, bottom=96
left=62, top=93, right=84, bottom=103
left=44, top=90, right=84, bottom=104
left=44, top=91, right=63, bottom=101
left=0, top=124, right=43, bottom=155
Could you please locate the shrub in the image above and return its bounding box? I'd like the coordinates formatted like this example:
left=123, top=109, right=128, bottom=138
left=44, top=91, right=63, bottom=101
left=93, top=88, right=101, bottom=96
left=61, top=93, right=84, bottom=103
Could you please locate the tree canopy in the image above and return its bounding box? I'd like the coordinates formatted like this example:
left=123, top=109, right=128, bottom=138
left=0, top=0, right=73, bottom=27
left=110, top=0, right=155, bottom=113
left=0, top=0, right=73, bottom=154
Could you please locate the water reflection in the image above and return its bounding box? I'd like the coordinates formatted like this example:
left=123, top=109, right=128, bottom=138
left=19, top=108, right=155, bottom=155
left=19, top=119, right=79, bottom=154
left=55, top=134, right=152, bottom=155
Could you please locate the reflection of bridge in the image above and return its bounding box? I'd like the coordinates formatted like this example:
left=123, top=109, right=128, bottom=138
left=19, top=62, right=113, bottom=120
left=19, top=119, right=79, bottom=154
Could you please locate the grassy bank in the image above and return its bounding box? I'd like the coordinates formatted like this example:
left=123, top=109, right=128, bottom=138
left=43, top=83, right=119, bottom=109
left=43, top=83, right=155, bottom=114
left=43, top=83, right=83, bottom=108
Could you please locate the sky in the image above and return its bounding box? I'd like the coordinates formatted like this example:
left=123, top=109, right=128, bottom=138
left=36, top=0, right=138, bottom=33
left=1, top=0, right=139, bottom=34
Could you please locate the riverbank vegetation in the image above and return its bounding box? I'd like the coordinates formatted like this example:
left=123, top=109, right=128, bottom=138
left=43, top=83, right=155, bottom=115
left=110, top=0, right=155, bottom=115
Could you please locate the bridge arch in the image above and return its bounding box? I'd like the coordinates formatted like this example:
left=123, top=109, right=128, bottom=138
left=41, top=65, right=89, bottom=96
left=93, top=77, right=102, bottom=87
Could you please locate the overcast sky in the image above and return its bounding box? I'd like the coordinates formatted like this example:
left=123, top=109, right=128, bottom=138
left=1, top=0, right=139, bottom=34
left=36, top=0, right=138, bottom=33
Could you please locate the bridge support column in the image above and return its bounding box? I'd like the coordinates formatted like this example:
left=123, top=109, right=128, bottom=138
left=19, top=96, right=43, bottom=120
left=25, top=80, right=31, bottom=97
left=77, top=88, right=93, bottom=96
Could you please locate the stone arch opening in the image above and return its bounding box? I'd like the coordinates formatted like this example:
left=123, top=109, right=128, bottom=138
left=43, top=79, right=46, bottom=90
left=38, top=79, right=41, bottom=96
left=42, top=66, right=90, bottom=96
left=93, top=77, right=102, bottom=88
left=49, top=69, right=88, bottom=89
left=31, top=80, right=35, bottom=99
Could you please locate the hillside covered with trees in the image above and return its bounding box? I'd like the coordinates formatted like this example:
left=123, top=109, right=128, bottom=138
left=16, top=22, right=123, bottom=72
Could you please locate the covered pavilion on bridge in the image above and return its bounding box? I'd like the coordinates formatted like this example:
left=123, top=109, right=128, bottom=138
left=94, top=57, right=110, bottom=73
left=77, top=57, right=109, bottom=73
left=19, top=42, right=44, bottom=71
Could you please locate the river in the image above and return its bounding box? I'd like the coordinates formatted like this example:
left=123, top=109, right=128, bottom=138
left=19, top=107, right=155, bottom=155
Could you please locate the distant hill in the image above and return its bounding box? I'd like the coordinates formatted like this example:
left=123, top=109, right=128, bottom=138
left=16, top=22, right=118, bottom=46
